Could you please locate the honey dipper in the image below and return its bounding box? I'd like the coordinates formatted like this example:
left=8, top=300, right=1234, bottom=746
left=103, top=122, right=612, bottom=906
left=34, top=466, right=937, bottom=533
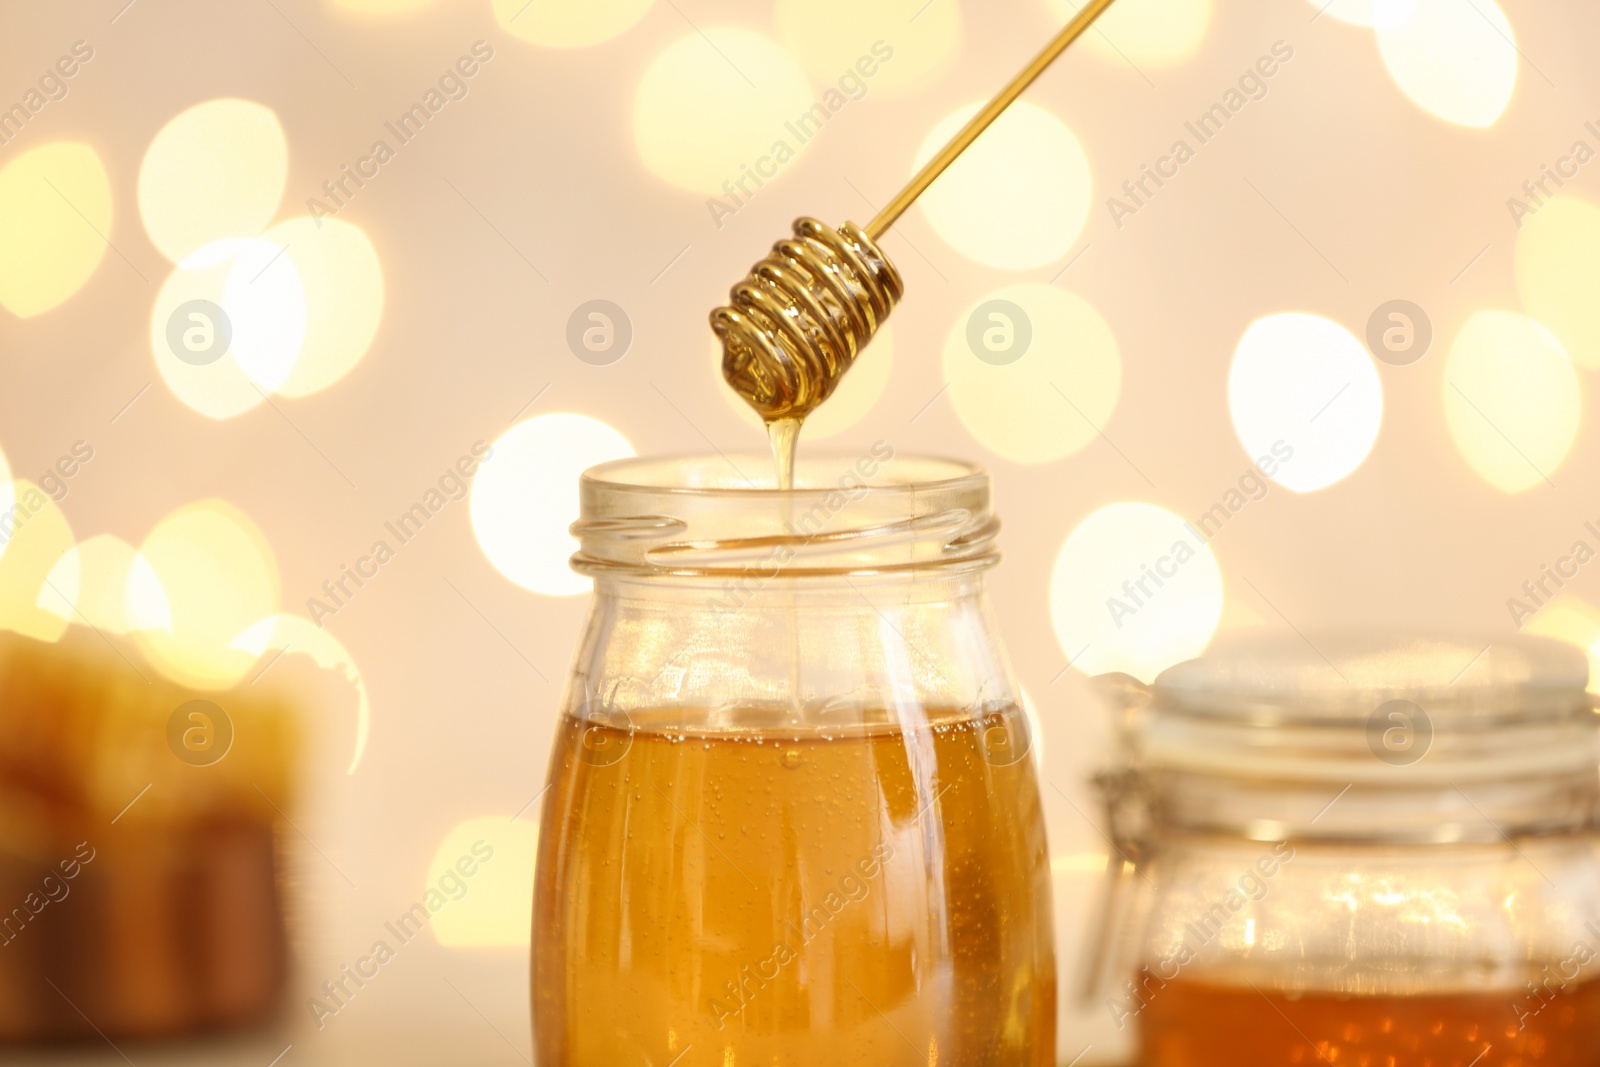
left=713, top=0, right=1120, bottom=425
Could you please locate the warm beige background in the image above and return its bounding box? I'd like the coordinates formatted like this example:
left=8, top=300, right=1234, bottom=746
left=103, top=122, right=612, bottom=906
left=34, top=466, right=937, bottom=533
left=2, top=0, right=1598, bottom=1063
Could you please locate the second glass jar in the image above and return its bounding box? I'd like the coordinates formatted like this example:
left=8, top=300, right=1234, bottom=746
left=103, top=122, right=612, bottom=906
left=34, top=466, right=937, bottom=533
left=1090, top=632, right=1600, bottom=1067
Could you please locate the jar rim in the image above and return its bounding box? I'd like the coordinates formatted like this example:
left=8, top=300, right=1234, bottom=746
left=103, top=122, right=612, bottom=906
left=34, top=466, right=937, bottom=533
left=572, top=450, right=1000, bottom=580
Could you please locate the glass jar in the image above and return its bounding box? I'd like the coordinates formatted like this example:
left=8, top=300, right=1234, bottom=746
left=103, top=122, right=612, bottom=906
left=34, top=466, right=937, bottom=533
left=1089, top=632, right=1600, bottom=1067
left=532, top=450, right=1055, bottom=1066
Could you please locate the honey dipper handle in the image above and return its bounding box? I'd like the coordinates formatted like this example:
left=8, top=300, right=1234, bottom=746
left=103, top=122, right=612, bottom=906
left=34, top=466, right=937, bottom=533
left=864, top=0, right=1122, bottom=241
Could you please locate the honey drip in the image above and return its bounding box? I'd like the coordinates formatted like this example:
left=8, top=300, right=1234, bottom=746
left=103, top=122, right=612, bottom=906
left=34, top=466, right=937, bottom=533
left=767, top=417, right=802, bottom=493
left=766, top=416, right=805, bottom=708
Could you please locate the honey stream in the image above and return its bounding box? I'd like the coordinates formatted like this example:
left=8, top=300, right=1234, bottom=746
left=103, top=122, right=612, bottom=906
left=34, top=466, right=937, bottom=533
left=767, top=416, right=805, bottom=711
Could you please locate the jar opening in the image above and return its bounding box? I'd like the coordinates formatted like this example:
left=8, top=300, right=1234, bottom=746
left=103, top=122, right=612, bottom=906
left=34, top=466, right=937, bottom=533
left=571, top=451, right=999, bottom=580
left=581, top=451, right=984, bottom=495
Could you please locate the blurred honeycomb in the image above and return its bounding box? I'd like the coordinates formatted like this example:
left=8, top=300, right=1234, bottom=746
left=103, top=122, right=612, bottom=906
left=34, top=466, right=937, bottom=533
left=0, top=628, right=298, bottom=1041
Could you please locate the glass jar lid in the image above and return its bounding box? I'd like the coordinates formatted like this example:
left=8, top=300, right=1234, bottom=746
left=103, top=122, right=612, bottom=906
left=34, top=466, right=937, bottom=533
left=1111, top=632, right=1600, bottom=843
left=1157, top=630, right=1588, bottom=723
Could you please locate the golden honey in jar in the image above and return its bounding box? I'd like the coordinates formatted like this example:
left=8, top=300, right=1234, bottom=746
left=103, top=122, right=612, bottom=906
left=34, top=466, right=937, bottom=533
left=533, top=453, right=1055, bottom=1066
left=1089, top=633, right=1600, bottom=1067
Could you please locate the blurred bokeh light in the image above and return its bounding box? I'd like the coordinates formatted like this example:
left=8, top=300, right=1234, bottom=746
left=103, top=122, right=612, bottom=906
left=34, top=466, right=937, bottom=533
left=0, top=481, right=75, bottom=642
left=914, top=100, right=1091, bottom=269
left=133, top=499, right=280, bottom=689
left=633, top=28, right=814, bottom=197
left=1443, top=309, right=1580, bottom=494
left=138, top=98, right=287, bottom=263
left=1049, top=501, right=1224, bottom=681
left=776, top=0, right=960, bottom=96
left=1055, top=0, right=1212, bottom=68
left=471, top=413, right=634, bottom=596
left=1228, top=312, right=1383, bottom=493
left=263, top=216, right=385, bottom=396
left=38, top=534, right=169, bottom=634
left=1307, top=0, right=1417, bottom=28
left=150, top=238, right=306, bottom=418
left=1376, top=0, right=1518, bottom=128
left=1516, top=195, right=1600, bottom=371
left=428, top=816, right=539, bottom=948
left=492, top=0, right=656, bottom=47
left=0, top=142, right=111, bottom=318
left=940, top=284, right=1120, bottom=464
